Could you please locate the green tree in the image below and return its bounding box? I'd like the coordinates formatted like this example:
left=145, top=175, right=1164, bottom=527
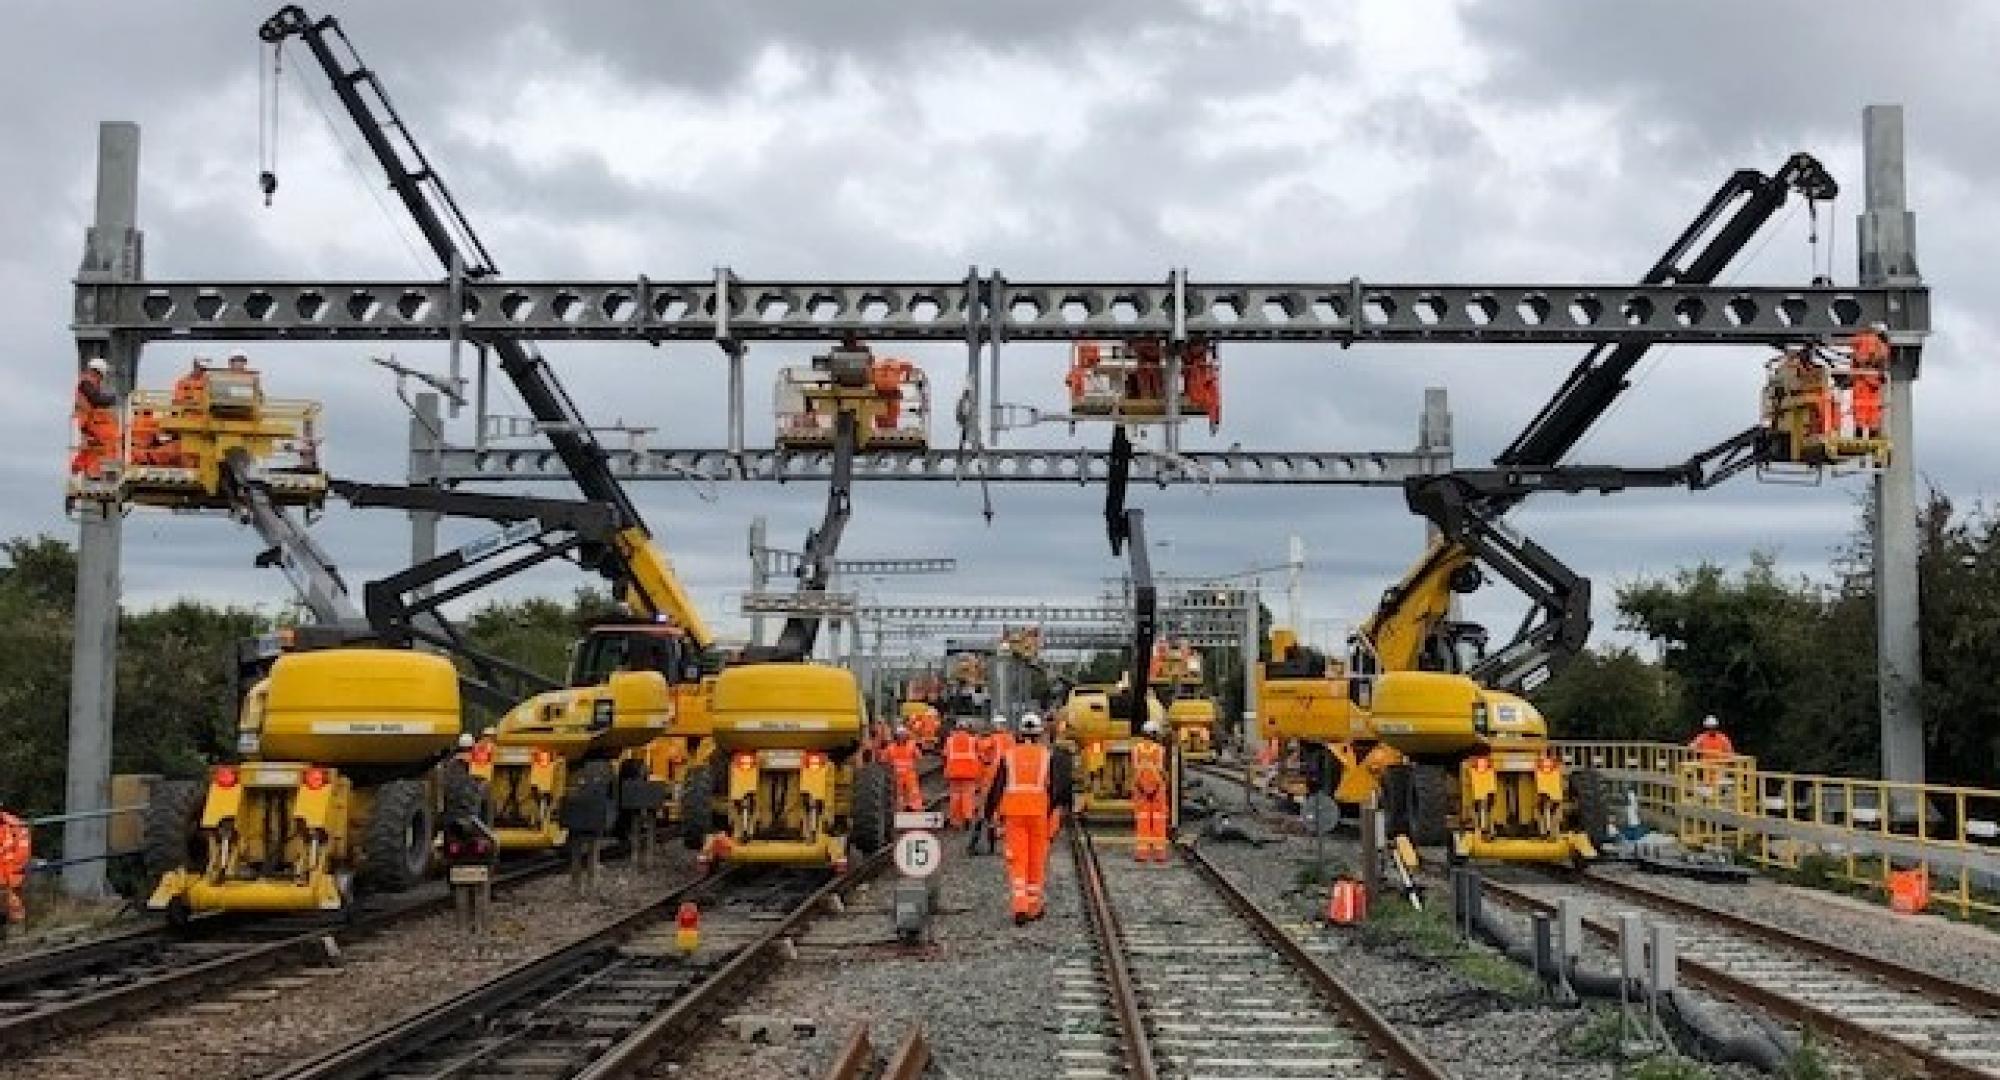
left=1532, top=646, right=1683, bottom=743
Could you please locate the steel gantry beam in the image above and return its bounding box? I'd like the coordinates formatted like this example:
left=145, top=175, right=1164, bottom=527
left=434, top=445, right=1451, bottom=486
left=75, top=275, right=1926, bottom=345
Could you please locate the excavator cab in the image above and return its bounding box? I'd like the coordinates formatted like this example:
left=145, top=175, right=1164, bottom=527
left=774, top=342, right=928, bottom=451
left=1065, top=339, right=1221, bottom=430
left=1758, top=328, right=1893, bottom=479
left=68, top=358, right=327, bottom=511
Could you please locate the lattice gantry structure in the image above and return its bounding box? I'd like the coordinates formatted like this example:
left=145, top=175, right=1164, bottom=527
left=61, top=100, right=1931, bottom=891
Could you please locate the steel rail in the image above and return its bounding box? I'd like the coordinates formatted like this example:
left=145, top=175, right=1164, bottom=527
left=1069, top=826, right=1162, bottom=1080
left=571, top=837, right=914, bottom=1079
left=264, top=867, right=735, bottom=1080
left=880, top=1026, right=931, bottom=1080
left=1480, top=875, right=2000, bottom=1080
left=0, top=853, right=563, bottom=1055
left=822, top=1025, right=875, bottom=1080
left=1180, top=843, right=1450, bottom=1079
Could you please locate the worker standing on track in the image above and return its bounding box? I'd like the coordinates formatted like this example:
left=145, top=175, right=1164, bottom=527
left=71, top=358, right=120, bottom=479
left=0, top=808, right=31, bottom=935
left=1132, top=720, right=1171, bottom=863
left=984, top=712, right=1075, bottom=925
left=883, top=726, right=924, bottom=812
left=942, top=721, right=983, bottom=829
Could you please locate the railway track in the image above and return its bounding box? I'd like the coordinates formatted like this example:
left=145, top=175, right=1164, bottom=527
left=1067, top=825, right=1446, bottom=1079
left=1480, top=870, right=2000, bottom=1079
left=268, top=855, right=899, bottom=1080
left=0, top=853, right=564, bottom=1054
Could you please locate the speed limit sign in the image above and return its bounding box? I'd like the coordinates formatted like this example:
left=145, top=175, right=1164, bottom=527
left=893, top=829, right=941, bottom=878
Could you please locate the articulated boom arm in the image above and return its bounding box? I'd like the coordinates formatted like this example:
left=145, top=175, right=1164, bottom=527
left=1499, top=153, right=1836, bottom=473
left=333, top=481, right=628, bottom=710
left=1365, top=155, right=1836, bottom=689
left=762, top=411, right=858, bottom=661
left=263, top=5, right=710, bottom=649
left=1106, top=427, right=1157, bottom=729
left=221, top=449, right=363, bottom=628
left=1397, top=427, right=1774, bottom=692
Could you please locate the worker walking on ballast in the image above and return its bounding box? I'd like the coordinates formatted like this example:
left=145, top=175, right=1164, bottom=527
left=983, top=712, right=1075, bottom=925
left=883, top=725, right=923, bottom=812
left=942, top=721, right=982, bottom=829
left=1132, top=720, right=1171, bottom=862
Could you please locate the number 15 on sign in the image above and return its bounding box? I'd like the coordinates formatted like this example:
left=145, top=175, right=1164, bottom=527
left=894, top=829, right=940, bottom=878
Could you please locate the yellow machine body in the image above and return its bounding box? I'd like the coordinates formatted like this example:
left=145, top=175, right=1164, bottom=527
left=1063, top=685, right=1165, bottom=820
left=468, top=744, right=569, bottom=851
left=1167, top=697, right=1217, bottom=760
left=697, top=663, right=876, bottom=870
left=68, top=364, right=327, bottom=510
left=493, top=668, right=672, bottom=760
left=149, top=649, right=465, bottom=916
left=241, top=648, right=461, bottom=763
left=708, top=663, right=867, bottom=752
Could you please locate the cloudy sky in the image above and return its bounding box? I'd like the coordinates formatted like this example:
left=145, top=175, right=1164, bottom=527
left=3, top=0, right=1993, bottom=661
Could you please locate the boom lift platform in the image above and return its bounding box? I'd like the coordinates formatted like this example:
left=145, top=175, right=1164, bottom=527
left=68, top=358, right=326, bottom=512
left=1065, top=339, right=1221, bottom=431
left=775, top=342, right=929, bottom=450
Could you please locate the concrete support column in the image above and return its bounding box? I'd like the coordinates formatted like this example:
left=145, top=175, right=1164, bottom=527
left=1859, top=105, right=1925, bottom=790
left=65, top=122, right=143, bottom=897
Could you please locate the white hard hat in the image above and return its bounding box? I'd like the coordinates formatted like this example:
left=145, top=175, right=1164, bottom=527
left=1018, top=712, right=1044, bottom=736
left=895, top=725, right=910, bottom=738
left=1702, top=715, right=1720, bottom=729
left=1143, top=720, right=1164, bottom=738
left=456, top=733, right=475, bottom=749
left=86, top=358, right=110, bottom=374
left=1870, top=321, right=1889, bottom=332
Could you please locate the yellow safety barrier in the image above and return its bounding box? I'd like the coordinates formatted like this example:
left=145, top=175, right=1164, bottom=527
left=1557, top=740, right=2000, bottom=920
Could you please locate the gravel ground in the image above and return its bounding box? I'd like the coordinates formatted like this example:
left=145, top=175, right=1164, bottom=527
left=1585, top=859, right=2000, bottom=995
left=660, top=822, right=1087, bottom=1080
left=3, top=849, right=699, bottom=1080
left=1181, top=769, right=1868, bottom=1080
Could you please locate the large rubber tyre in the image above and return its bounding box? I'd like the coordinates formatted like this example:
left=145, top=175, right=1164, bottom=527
left=360, top=778, right=435, bottom=893
left=1384, top=762, right=1450, bottom=848
left=849, top=761, right=893, bottom=855
left=680, top=762, right=717, bottom=851
left=1569, top=766, right=1610, bottom=847
left=142, top=779, right=207, bottom=878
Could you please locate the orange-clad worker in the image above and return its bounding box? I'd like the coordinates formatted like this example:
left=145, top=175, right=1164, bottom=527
left=918, top=706, right=943, bottom=754
left=882, top=726, right=924, bottom=812
left=1131, top=720, right=1171, bottom=862
left=1850, top=323, right=1889, bottom=436
left=71, top=358, right=120, bottom=479
left=0, top=808, right=31, bottom=932
left=1688, top=715, right=1735, bottom=758
left=983, top=712, right=1075, bottom=924
left=942, top=723, right=983, bottom=828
